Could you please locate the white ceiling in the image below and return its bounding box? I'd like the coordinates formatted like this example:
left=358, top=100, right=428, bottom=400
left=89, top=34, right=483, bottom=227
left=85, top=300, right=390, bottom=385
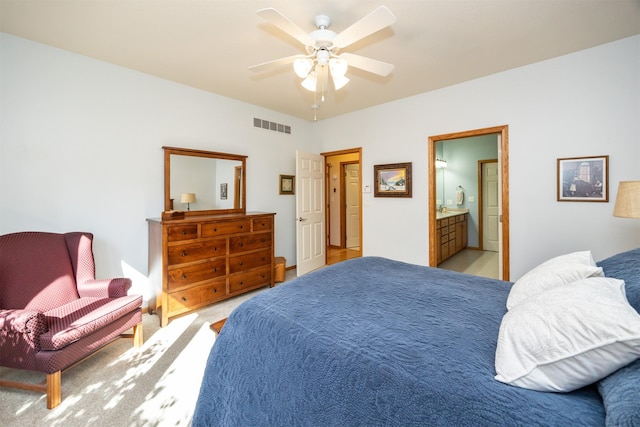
left=1, top=1, right=639, bottom=121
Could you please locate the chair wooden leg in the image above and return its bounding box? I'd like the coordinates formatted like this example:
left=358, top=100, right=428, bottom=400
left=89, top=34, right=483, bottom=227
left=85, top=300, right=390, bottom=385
left=46, top=371, right=61, bottom=409
left=133, top=322, right=144, bottom=347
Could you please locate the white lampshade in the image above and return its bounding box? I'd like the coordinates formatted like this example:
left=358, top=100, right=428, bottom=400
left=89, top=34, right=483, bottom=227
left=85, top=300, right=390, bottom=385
left=293, top=58, right=313, bottom=78
left=613, top=181, right=640, bottom=218
left=332, top=74, right=350, bottom=90
left=329, top=58, right=348, bottom=77
left=301, top=71, right=317, bottom=92
left=180, top=193, right=196, bottom=204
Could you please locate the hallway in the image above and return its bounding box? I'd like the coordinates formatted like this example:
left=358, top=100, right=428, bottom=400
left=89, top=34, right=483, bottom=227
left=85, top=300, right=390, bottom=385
left=327, top=246, right=361, bottom=265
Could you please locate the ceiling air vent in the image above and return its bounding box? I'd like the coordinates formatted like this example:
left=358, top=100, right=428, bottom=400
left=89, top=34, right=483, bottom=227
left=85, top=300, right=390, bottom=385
left=253, top=117, right=291, bottom=135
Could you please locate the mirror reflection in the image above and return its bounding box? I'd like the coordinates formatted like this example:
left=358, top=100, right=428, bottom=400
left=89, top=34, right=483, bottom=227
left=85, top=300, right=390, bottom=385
left=170, top=155, right=242, bottom=211
left=164, top=146, right=246, bottom=216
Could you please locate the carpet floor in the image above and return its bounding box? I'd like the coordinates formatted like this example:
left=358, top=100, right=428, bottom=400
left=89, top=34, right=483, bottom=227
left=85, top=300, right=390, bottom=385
left=0, top=273, right=294, bottom=426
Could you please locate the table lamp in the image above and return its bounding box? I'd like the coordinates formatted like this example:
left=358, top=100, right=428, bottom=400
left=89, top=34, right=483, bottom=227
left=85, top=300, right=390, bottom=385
left=613, top=181, right=640, bottom=218
left=181, top=193, right=196, bottom=211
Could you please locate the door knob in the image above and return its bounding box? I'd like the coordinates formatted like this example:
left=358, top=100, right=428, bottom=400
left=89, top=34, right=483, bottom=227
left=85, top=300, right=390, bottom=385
left=297, top=217, right=307, bottom=222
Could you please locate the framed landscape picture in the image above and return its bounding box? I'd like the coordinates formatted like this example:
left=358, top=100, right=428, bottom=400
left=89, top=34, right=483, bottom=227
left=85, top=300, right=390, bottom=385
left=557, top=155, right=608, bottom=202
left=374, top=162, right=412, bottom=198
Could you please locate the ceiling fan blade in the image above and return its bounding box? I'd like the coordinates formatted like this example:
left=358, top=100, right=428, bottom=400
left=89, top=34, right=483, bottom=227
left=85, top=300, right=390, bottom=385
left=340, top=53, right=394, bottom=77
left=249, top=55, right=306, bottom=72
left=332, top=6, right=396, bottom=49
left=257, top=8, right=316, bottom=47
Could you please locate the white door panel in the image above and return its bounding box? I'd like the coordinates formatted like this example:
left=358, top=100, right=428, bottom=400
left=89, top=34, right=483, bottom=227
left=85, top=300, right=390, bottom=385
left=482, top=161, right=499, bottom=252
left=345, top=164, right=360, bottom=248
left=296, top=151, right=325, bottom=276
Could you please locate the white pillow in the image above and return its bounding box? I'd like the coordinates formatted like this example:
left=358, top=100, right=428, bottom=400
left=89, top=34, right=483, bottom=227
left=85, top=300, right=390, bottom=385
left=495, top=277, right=640, bottom=392
left=506, top=251, right=603, bottom=309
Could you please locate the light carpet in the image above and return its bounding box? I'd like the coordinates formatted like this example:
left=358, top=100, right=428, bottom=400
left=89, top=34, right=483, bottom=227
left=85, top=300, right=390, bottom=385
left=0, top=277, right=288, bottom=427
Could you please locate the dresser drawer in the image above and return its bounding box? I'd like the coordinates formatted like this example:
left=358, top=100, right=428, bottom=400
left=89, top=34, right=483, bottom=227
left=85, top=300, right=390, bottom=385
left=168, top=238, right=226, bottom=265
left=167, top=258, right=226, bottom=289
left=167, top=279, right=227, bottom=314
left=252, top=216, right=273, bottom=231
left=229, top=267, right=271, bottom=294
left=229, top=250, right=271, bottom=274
left=167, top=224, right=198, bottom=242
left=201, top=220, right=250, bottom=237
left=229, top=232, right=272, bottom=253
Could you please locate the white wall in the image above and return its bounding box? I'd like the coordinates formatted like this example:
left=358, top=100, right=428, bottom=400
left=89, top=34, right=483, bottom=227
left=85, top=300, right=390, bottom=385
left=317, top=36, right=640, bottom=279
left=2, top=33, right=638, bottom=298
left=0, top=34, right=316, bottom=302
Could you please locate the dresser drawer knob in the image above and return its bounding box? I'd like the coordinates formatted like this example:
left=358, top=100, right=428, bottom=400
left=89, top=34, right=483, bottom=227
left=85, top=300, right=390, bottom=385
left=239, top=225, right=244, bottom=229
left=240, top=281, right=244, bottom=285
left=261, top=239, right=266, bottom=243
left=239, top=261, right=243, bottom=266
left=182, top=230, right=187, bottom=235
left=213, top=267, right=217, bottom=272
left=213, top=288, right=217, bottom=293
left=239, top=243, right=244, bottom=247
left=181, top=297, right=187, bottom=302
left=181, top=250, right=187, bottom=256
left=182, top=274, right=187, bottom=279
left=212, top=247, right=217, bottom=251
left=213, top=227, right=217, bottom=232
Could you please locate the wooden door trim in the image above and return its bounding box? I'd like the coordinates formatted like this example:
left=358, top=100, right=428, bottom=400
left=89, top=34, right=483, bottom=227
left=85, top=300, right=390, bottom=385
left=428, top=125, right=510, bottom=280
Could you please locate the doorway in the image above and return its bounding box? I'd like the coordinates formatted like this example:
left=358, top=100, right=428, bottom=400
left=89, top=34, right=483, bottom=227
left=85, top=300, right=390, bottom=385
left=428, top=126, right=510, bottom=280
left=323, top=148, right=362, bottom=265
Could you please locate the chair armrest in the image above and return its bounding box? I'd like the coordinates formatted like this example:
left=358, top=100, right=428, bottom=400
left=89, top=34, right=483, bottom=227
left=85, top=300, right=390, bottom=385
left=0, top=309, right=47, bottom=342
left=77, top=278, right=132, bottom=298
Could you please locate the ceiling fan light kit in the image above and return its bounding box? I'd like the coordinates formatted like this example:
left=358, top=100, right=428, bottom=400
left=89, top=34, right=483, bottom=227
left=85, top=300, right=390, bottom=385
left=250, top=6, right=396, bottom=113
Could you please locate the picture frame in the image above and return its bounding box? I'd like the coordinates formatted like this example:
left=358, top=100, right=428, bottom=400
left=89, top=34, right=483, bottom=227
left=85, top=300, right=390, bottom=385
left=220, top=183, right=227, bottom=200
left=279, top=174, right=295, bottom=195
left=557, top=155, right=608, bottom=202
left=374, top=162, right=412, bottom=198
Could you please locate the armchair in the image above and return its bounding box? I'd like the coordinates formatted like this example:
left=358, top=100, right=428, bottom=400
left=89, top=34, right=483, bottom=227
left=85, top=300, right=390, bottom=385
left=0, top=231, right=143, bottom=409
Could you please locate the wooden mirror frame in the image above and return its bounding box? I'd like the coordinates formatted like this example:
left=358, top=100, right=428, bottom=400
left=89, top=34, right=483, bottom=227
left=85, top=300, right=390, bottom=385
left=163, top=146, right=246, bottom=217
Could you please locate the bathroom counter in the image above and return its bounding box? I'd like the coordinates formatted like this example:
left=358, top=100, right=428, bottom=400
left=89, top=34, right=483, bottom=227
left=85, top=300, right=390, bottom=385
left=436, top=208, right=469, bottom=220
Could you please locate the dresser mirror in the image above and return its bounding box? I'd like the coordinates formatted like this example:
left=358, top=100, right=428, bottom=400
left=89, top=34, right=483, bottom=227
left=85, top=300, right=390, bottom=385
left=163, top=146, right=246, bottom=216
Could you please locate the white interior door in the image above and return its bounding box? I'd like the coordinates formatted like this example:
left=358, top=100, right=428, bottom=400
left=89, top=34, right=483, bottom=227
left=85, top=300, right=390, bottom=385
left=482, top=161, right=499, bottom=252
left=296, top=151, right=326, bottom=276
left=345, top=163, right=360, bottom=248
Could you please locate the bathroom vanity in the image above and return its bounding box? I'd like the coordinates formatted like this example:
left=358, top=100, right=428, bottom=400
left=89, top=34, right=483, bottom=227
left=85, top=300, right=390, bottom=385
left=435, top=210, right=468, bottom=264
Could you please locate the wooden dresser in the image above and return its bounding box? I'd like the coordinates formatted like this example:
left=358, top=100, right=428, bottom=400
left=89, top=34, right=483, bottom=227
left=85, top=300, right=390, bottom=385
left=436, top=212, right=468, bottom=264
left=147, top=212, right=275, bottom=327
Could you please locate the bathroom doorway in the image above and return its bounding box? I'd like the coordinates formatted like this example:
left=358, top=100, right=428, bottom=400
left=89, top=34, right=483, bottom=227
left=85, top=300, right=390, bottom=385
left=428, top=126, right=510, bottom=280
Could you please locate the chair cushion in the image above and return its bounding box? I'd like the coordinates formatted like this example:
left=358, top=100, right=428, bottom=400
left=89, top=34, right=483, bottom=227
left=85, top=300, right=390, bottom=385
left=40, top=295, right=142, bottom=351
left=0, top=232, right=80, bottom=311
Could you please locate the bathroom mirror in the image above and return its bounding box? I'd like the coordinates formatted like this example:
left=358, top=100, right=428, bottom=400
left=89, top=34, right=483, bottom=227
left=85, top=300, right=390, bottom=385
left=163, top=146, right=246, bottom=216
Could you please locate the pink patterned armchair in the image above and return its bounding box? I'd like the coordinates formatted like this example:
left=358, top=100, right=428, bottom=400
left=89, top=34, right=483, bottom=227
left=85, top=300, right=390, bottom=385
left=0, top=231, right=143, bottom=409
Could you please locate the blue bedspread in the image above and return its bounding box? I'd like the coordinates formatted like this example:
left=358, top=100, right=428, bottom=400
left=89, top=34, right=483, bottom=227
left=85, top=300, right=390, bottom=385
left=193, top=257, right=604, bottom=426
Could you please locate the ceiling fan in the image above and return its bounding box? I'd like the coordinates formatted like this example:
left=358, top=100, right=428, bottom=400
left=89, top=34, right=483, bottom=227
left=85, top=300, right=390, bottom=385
left=249, top=6, right=396, bottom=98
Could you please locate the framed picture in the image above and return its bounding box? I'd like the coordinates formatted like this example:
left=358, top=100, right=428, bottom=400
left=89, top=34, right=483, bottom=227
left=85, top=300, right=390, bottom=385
left=557, top=155, right=608, bottom=202
left=279, top=174, right=295, bottom=195
left=374, top=162, right=412, bottom=198
left=220, top=183, right=228, bottom=200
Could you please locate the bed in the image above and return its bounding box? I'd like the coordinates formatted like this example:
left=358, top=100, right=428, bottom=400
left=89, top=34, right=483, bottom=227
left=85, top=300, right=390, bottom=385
left=193, top=248, right=640, bottom=426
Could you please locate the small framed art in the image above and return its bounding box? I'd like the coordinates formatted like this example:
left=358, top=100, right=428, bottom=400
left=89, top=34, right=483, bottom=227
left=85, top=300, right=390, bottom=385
left=220, top=183, right=228, bottom=200
left=557, top=155, right=608, bottom=202
left=374, top=162, right=412, bottom=198
left=279, top=174, right=295, bottom=195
